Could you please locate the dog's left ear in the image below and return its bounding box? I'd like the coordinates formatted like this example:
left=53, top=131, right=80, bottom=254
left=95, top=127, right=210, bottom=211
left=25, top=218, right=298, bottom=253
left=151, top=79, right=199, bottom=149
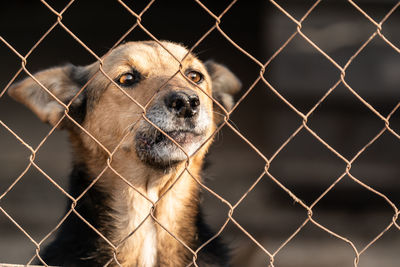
left=205, top=60, right=241, bottom=125
left=7, top=64, right=92, bottom=128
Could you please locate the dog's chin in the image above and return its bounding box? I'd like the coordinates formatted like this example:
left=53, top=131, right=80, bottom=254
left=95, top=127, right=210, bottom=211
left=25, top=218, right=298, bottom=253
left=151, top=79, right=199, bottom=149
left=135, top=130, right=206, bottom=169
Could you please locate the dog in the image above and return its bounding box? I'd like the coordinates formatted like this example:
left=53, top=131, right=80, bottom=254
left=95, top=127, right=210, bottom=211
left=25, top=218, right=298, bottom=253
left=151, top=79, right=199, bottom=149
left=8, top=40, right=241, bottom=267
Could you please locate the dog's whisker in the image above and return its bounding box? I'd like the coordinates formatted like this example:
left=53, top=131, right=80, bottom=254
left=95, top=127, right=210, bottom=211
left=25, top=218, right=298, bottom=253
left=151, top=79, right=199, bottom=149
left=213, top=110, right=240, bottom=133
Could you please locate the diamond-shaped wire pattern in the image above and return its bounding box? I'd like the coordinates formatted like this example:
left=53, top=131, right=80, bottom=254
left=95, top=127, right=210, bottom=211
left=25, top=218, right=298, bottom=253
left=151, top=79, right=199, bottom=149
left=1, top=0, right=399, bottom=266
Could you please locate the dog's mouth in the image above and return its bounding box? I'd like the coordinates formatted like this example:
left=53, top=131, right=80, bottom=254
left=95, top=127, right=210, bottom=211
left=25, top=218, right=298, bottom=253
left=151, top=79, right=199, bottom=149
left=137, top=130, right=202, bottom=150
left=135, top=128, right=206, bottom=168
left=157, top=130, right=201, bottom=145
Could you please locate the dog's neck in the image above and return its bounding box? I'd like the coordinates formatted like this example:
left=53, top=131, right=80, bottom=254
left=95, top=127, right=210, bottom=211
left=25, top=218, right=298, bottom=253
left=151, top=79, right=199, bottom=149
left=69, top=154, right=204, bottom=267
left=108, top=161, right=201, bottom=267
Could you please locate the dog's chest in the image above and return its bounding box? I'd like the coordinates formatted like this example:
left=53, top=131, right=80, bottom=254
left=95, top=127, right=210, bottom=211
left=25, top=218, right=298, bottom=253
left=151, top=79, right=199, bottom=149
left=113, top=186, right=159, bottom=267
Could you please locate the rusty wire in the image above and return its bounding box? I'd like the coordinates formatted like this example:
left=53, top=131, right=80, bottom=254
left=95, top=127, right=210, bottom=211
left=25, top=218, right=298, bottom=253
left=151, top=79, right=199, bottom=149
left=1, top=0, right=400, bottom=266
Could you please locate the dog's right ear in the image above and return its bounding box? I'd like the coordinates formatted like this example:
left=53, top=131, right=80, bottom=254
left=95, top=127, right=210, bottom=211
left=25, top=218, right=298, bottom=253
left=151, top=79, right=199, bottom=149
left=205, top=60, right=241, bottom=125
left=8, top=64, right=93, bottom=128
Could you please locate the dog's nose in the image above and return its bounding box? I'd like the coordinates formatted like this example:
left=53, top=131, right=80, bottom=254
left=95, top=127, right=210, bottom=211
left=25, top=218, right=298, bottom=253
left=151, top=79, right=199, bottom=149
left=165, top=91, right=200, bottom=118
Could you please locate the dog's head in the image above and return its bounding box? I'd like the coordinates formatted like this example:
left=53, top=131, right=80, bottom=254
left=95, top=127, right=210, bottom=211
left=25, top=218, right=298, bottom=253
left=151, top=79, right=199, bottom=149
left=8, top=41, right=241, bottom=169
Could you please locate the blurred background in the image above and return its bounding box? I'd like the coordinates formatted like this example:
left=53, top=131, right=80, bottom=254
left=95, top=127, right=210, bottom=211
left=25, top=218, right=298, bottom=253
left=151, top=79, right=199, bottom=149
left=1, top=0, right=400, bottom=266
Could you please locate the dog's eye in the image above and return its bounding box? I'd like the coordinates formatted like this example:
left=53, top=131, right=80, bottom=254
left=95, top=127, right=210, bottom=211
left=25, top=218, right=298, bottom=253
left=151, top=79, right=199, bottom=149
left=117, top=72, right=140, bottom=87
left=186, top=71, right=203, bottom=84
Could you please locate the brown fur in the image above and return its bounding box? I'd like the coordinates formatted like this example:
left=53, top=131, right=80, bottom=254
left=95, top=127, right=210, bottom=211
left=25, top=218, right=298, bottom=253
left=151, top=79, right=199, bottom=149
left=8, top=41, right=241, bottom=267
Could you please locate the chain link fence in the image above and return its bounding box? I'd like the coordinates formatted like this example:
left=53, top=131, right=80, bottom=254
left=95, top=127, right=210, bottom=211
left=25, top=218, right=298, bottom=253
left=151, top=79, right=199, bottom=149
left=1, top=0, right=400, bottom=266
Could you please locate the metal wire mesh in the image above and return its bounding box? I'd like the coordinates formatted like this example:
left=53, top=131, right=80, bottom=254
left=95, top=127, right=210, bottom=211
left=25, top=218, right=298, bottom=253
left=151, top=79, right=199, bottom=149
left=0, top=0, right=399, bottom=266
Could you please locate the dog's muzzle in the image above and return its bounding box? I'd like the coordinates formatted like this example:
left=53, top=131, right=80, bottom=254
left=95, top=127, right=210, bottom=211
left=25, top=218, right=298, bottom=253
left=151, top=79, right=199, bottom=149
left=135, top=89, right=210, bottom=168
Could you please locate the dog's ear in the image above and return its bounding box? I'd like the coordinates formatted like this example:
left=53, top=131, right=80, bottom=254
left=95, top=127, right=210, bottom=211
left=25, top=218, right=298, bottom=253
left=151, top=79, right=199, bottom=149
left=8, top=64, right=92, bottom=128
left=205, top=60, right=241, bottom=125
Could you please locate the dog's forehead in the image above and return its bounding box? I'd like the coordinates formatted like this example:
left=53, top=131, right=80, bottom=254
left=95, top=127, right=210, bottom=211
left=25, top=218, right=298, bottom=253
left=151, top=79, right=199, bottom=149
left=104, top=41, right=201, bottom=71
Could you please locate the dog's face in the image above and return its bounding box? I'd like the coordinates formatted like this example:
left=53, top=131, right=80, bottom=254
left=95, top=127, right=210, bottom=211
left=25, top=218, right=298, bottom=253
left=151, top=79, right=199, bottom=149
left=8, top=41, right=241, bottom=169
